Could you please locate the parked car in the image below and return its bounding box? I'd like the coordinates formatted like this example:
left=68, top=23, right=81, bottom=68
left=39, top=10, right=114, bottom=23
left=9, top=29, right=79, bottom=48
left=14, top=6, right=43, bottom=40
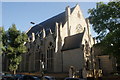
left=2, top=76, right=15, bottom=80
left=42, top=76, right=56, bottom=80
left=33, top=76, right=40, bottom=80
left=2, top=73, right=14, bottom=80
left=14, top=74, right=24, bottom=80
left=20, top=75, right=40, bottom=80
left=64, top=77, right=85, bottom=80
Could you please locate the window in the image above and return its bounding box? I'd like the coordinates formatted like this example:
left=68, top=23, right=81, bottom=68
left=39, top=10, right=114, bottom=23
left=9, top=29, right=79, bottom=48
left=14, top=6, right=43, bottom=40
left=76, top=24, right=83, bottom=33
left=46, top=42, right=54, bottom=71
left=86, top=60, right=89, bottom=70
left=40, top=40, right=43, bottom=45
left=49, top=42, right=52, bottom=46
left=29, top=37, right=32, bottom=41
left=98, top=58, right=101, bottom=69
left=77, top=11, right=80, bottom=18
left=28, top=48, right=30, bottom=52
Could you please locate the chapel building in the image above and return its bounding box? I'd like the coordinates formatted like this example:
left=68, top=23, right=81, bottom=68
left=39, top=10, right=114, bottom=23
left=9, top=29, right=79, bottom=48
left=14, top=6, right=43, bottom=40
left=3, top=4, right=116, bottom=77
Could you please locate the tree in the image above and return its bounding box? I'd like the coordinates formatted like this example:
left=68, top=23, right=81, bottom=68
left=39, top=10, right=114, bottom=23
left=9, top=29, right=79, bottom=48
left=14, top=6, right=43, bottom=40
left=2, top=24, right=28, bottom=74
left=88, top=1, right=120, bottom=69
left=0, top=27, right=4, bottom=73
left=0, top=27, right=4, bottom=54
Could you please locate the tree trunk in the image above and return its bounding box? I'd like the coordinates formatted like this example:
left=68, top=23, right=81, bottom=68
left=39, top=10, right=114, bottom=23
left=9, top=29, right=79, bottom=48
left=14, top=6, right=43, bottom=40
left=13, top=70, right=16, bottom=75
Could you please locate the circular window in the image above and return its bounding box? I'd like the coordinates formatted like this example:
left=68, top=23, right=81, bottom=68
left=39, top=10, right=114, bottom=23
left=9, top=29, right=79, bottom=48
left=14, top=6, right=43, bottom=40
left=76, top=24, right=83, bottom=33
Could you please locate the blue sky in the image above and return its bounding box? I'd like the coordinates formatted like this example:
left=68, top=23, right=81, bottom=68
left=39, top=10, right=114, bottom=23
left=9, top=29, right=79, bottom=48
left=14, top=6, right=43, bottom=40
left=2, top=2, right=97, bottom=37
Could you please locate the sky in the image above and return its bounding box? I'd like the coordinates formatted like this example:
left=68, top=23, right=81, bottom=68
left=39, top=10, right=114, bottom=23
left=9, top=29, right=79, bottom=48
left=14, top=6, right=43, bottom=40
left=2, top=2, right=98, bottom=37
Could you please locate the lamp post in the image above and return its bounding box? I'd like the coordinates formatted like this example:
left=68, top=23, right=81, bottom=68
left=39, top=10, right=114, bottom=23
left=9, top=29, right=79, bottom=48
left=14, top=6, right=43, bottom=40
left=30, top=22, right=35, bottom=25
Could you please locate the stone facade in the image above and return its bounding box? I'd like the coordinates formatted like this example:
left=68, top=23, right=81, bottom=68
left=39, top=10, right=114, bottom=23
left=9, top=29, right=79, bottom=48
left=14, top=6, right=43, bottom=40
left=20, top=4, right=95, bottom=75
left=2, top=4, right=94, bottom=77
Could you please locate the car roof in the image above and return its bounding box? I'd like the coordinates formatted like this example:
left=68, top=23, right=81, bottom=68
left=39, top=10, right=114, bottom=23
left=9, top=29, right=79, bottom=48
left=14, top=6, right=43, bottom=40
left=44, top=76, right=55, bottom=78
left=65, top=77, right=80, bottom=79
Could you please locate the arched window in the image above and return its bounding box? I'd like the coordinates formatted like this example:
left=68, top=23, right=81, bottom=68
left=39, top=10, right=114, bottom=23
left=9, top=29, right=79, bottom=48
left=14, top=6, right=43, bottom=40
left=86, top=60, right=89, bottom=70
left=46, top=42, right=54, bottom=72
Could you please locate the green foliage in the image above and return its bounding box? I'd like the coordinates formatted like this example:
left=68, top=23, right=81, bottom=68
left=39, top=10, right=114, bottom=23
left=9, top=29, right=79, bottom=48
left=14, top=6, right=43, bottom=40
left=0, top=27, right=5, bottom=54
left=88, top=1, right=120, bottom=65
left=9, top=56, right=22, bottom=72
left=3, top=24, right=28, bottom=73
left=88, top=1, right=120, bottom=40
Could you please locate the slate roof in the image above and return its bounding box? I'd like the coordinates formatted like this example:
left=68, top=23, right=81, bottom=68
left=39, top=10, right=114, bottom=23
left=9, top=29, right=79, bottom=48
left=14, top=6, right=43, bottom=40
left=27, top=6, right=75, bottom=36
left=61, top=30, right=85, bottom=51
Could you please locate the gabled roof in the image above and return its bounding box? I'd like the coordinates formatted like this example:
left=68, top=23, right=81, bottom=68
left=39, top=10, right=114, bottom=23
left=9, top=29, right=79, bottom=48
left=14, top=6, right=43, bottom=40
left=27, top=6, right=76, bottom=36
left=61, top=30, right=85, bottom=51
left=27, top=12, right=66, bottom=36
